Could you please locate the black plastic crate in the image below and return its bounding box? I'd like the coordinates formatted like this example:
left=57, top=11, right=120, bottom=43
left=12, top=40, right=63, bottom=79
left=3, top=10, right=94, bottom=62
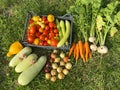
left=21, top=11, right=73, bottom=50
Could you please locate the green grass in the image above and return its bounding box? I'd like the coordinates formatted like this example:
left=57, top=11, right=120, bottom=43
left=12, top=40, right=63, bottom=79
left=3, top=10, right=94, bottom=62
left=0, top=0, right=120, bottom=90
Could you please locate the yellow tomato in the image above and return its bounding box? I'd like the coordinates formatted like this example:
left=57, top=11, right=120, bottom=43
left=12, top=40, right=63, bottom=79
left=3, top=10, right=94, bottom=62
left=33, top=38, right=39, bottom=45
left=47, top=14, right=55, bottom=22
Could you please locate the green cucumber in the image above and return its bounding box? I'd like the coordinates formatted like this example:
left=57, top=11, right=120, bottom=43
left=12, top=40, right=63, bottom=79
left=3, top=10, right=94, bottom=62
left=56, top=19, right=63, bottom=40
left=57, top=20, right=71, bottom=47
left=60, top=20, right=66, bottom=36
left=18, top=56, right=47, bottom=86
left=9, top=47, right=32, bottom=67
left=15, top=53, right=38, bottom=73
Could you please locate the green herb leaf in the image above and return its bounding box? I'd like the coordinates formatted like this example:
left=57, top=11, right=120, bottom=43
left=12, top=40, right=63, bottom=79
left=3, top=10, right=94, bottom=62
left=110, top=27, right=118, bottom=37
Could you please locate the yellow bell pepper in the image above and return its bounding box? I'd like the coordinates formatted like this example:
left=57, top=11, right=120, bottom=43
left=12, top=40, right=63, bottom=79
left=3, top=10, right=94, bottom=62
left=7, top=41, right=23, bottom=57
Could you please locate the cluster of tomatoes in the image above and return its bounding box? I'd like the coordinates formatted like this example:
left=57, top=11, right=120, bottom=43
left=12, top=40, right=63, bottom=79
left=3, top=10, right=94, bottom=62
left=26, top=15, right=59, bottom=47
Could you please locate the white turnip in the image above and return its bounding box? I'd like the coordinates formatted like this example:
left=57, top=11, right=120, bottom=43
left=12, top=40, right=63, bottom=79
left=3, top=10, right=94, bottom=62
left=90, top=44, right=97, bottom=51
left=88, top=36, right=96, bottom=43
left=97, top=45, right=108, bottom=54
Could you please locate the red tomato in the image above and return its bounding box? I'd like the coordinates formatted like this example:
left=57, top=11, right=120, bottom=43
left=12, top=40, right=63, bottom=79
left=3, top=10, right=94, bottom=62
left=45, top=37, right=49, bottom=41
left=44, top=20, right=49, bottom=25
left=54, top=24, right=57, bottom=29
left=39, top=35, right=45, bottom=41
left=43, top=30, right=49, bottom=36
left=29, top=19, right=34, bottom=24
left=27, top=30, right=34, bottom=37
left=35, top=32, right=41, bottom=38
left=42, top=16, right=47, bottom=21
left=45, top=25, right=50, bottom=31
left=36, top=24, right=41, bottom=30
left=39, top=41, right=44, bottom=46
left=49, top=32, right=55, bottom=39
left=29, top=25, right=37, bottom=34
left=55, top=33, right=59, bottom=37
left=51, top=39, right=58, bottom=47
left=27, top=36, right=34, bottom=43
left=43, top=41, right=48, bottom=46
left=54, top=29, right=59, bottom=34
left=39, top=28, right=44, bottom=33
left=50, top=28, right=54, bottom=33
left=49, top=22, right=55, bottom=28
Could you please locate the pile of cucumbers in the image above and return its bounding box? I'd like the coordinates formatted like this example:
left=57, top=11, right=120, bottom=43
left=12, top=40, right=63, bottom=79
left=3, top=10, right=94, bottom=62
left=9, top=47, right=47, bottom=86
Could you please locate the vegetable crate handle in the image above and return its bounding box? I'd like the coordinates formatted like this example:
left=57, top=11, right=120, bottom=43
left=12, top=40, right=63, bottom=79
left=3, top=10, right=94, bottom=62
left=62, top=14, right=73, bottom=21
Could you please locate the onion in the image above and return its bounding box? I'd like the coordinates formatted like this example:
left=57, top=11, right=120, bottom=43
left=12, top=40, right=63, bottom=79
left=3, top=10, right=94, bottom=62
left=58, top=73, right=64, bottom=79
left=63, top=69, right=69, bottom=75
left=53, top=49, right=58, bottom=54
left=44, top=67, right=51, bottom=73
left=60, top=61, right=65, bottom=66
left=51, top=53, right=56, bottom=59
left=60, top=52, right=65, bottom=58
left=50, top=76, right=56, bottom=82
left=63, top=56, right=69, bottom=62
left=52, top=63, right=58, bottom=69
left=54, top=57, right=60, bottom=63
left=97, top=45, right=108, bottom=54
left=45, top=73, right=51, bottom=80
left=57, top=67, right=63, bottom=73
left=51, top=69, right=57, bottom=76
left=50, top=58, right=54, bottom=63
left=90, top=44, right=97, bottom=51
left=89, top=36, right=96, bottom=43
left=65, top=62, right=72, bottom=70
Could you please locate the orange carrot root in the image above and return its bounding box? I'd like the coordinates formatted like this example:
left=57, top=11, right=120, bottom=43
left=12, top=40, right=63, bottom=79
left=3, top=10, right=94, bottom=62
left=84, top=41, right=92, bottom=62
left=68, top=43, right=75, bottom=57
left=75, top=43, right=79, bottom=61
left=78, top=40, right=85, bottom=63
left=74, top=43, right=76, bottom=59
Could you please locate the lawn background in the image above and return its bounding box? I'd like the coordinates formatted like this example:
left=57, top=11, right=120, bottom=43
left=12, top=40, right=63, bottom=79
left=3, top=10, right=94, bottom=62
left=0, top=0, right=120, bottom=90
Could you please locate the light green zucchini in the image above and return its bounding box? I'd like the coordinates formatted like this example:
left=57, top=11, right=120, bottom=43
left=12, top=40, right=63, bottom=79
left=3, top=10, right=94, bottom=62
left=15, top=53, right=38, bottom=73
left=9, top=47, right=32, bottom=67
left=55, top=19, right=63, bottom=40
left=18, top=56, right=47, bottom=86
left=60, top=20, right=66, bottom=36
left=57, top=20, right=71, bottom=47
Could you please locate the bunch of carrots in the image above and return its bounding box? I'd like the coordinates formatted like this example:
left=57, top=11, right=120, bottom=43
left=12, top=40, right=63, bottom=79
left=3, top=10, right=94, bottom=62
left=68, top=40, right=92, bottom=63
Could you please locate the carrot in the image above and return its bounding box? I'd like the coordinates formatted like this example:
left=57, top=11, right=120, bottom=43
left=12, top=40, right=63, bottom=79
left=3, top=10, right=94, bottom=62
left=84, top=41, right=91, bottom=62
left=75, top=43, right=79, bottom=61
left=68, top=43, right=75, bottom=57
left=78, top=40, right=85, bottom=63
left=73, top=43, right=76, bottom=59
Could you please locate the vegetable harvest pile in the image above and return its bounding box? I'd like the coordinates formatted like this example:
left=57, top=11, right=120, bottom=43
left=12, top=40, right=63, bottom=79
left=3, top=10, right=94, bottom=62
left=6, top=0, right=120, bottom=87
